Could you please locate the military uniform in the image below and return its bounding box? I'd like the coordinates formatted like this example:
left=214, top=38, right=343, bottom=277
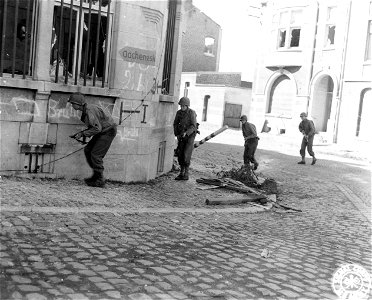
left=69, top=93, right=117, bottom=187
left=173, top=98, right=197, bottom=180
left=241, top=119, right=259, bottom=169
left=299, top=119, right=315, bottom=158
left=81, top=104, right=117, bottom=181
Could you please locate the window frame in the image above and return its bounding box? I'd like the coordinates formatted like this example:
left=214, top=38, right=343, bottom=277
left=324, top=6, right=337, bottom=49
left=0, top=0, right=38, bottom=78
left=365, top=2, right=372, bottom=63
left=51, top=0, right=113, bottom=87
left=276, top=9, right=302, bottom=50
left=204, top=36, right=215, bottom=57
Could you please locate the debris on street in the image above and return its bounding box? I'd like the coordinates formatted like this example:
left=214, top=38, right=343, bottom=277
left=261, top=248, right=271, bottom=258
left=205, top=194, right=266, bottom=205
left=217, top=164, right=259, bottom=187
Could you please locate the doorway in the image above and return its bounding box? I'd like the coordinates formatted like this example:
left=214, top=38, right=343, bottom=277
left=311, top=75, right=334, bottom=132
left=223, top=103, right=242, bottom=128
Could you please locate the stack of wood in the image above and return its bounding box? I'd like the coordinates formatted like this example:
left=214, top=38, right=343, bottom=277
left=196, top=177, right=269, bottom=205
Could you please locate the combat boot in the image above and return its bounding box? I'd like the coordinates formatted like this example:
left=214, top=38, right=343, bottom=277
left=84, top=171, right=99, bottom=184
left=311, top=156, right=317, bottom=165
left=297, top=156, right=306, bottom=164
left=175, top=166, right=185, bottom=180
left=182, top=166, right=190, bottom=181
left=87, top=172, right=105, bottom=188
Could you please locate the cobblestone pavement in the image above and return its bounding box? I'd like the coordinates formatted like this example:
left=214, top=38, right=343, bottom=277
left=1, top=136, right=371, bottom=300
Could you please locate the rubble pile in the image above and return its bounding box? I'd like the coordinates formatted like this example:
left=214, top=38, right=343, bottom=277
left=217, top=164, right=258, bottom=187
left=217, top=164, right=278, bottom=195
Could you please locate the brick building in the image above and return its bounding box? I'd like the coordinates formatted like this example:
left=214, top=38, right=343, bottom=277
left=0, top=0, right=188, bottom=182
left=181, top=3, right=222, bottom=72
left=251, top=0, right=371, bottom=145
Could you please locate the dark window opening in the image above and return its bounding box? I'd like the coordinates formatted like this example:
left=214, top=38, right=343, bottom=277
left=327, top=25, right=336, bottom=46
left=0, top=0, right=35, bottom=77
left=50, top=0, right=111, bottom=87
left=161, top=0, right=177, bottom=95
left=290, top=28, right=301, bottom=47
left=157, top=141, right=166, bottom=173
left=202, top=95, right=210, bottom=122
left=183, top=81, right=189, bottom=97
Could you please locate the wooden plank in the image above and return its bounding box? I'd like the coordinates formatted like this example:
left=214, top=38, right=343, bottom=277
left=196, top=185, right=220, bottom=190
left=206, top=195, right=266, bottom=205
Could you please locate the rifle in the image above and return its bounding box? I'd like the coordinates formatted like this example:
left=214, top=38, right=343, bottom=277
left=69, top=131, right=88, bottom=145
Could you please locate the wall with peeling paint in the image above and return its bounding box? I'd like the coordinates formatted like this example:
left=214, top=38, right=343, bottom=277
left=0, top=0, right=188, bottom=182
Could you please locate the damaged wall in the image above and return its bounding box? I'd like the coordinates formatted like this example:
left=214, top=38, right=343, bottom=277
left=0, top=0, right=187, bottom=182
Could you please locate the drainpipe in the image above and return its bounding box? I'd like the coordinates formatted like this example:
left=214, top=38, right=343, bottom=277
left=307, top=1, right=320, bottom=113
left=333, top=0, right=352, bottom=143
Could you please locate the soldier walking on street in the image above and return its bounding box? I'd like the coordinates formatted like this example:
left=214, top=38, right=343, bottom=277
left=298, top=112, right=317, bottom=165
left=68, top=92, right=117, bottom=187
left=240, top=115, right=259, bottom=170
left=173, top=97, right=198, bottom=181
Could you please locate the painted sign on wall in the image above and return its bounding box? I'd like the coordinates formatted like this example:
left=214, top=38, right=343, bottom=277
left=119, top=47, right=156, bottom=66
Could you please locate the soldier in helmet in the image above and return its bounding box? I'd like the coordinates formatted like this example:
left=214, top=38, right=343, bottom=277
left=240, top=115, right=259, bottom=170
left=173, top=97, right=198, bottom=180
left=298, top=112, right=317, bottom=165
left=68, top=92, right=117, bottom=187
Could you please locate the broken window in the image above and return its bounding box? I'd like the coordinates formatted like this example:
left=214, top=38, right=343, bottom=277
left=204, top=37, right=215, bottom=55
left=325, top=7, right=337, bottom=47
left=50, top=0, right=112, bottom=87
left=278, top=29, right=286, bottom=48
left=276, top=9, right=302, bottom=49
left=290, top=28, right=301, bottom=47
left=0, top=0, right=36, bottom=77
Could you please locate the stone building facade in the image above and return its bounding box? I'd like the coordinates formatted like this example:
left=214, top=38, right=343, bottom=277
left=251, top=0, right=371, bottom=145
left=0, top=0, right=188, bottom=182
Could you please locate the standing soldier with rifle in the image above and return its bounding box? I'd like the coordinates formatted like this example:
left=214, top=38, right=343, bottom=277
left=173, top=97, right=198, bottom=181
left=298, top=112, right=317, bottom=165
left=69, top=92, right=117, bottom=187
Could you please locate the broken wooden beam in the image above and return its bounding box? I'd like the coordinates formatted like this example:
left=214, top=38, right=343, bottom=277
left=205, top=195, right=266, bottom=205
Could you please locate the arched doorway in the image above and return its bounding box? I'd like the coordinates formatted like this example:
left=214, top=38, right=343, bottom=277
left=356, top=89, right=372, bottom=141
left=267, top=75, right=295, bottom=116
left=311, top=75, right=334, bottom=132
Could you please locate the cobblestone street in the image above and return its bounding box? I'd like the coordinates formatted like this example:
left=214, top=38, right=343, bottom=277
left=1, top=132, right=371, bottom=300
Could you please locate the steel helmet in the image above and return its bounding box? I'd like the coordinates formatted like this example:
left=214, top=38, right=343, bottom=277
left=178, top=97, right=190, bottom=106
left=300, top=112, right=307, bottom=117
left=68, top=93, right=86, bottom=106
left=240, top=115, right=248, bottom=121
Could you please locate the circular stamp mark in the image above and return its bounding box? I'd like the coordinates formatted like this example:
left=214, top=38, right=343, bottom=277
left=332, top=263, right=371, bottom=299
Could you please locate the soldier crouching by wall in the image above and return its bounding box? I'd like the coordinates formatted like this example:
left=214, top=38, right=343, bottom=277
left=173, top=97, right=198, bottom=181
left=68, top=92, right=117, bottom=187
